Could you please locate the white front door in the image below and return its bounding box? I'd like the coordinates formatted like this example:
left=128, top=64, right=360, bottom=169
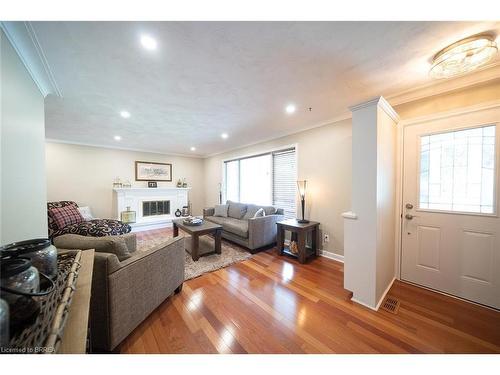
left=401, top=106, right=500, bottom=310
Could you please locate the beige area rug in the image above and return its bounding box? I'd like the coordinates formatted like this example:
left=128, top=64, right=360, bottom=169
left=137, top=233, right=252, bottom=280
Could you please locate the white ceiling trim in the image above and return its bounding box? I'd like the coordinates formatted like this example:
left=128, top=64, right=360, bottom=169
left=45, top=138, right=204, bottom=159
left=204, top=112, right=352, bottom=158
left=386, top=62, right=500, bottom=106
left=399, top=98, right=500, bottom=127
left=0, top=21, right=62, bottom=97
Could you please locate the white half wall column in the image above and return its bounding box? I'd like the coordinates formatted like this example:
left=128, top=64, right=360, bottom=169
left=343, top=96, right=399, bottom=310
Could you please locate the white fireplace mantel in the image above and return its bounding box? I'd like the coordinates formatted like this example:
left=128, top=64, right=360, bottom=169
left=113, top=187, right=191, bottom=232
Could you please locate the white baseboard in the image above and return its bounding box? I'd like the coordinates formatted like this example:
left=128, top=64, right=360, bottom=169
left=351, top=297, right=379, bottom=311
left=319, top=250, right=344, bottom=263
left=350, top=277, right=396, bottom=311
left=375, top=276, right=396, bottom=310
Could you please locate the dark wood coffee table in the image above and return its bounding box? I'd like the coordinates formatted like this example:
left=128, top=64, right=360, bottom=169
left=173, top=218, right=223, bottom=261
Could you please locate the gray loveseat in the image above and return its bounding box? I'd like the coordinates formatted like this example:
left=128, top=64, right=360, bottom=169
left=203, top=200, right=284, bottom=252
left=54, top=233, right=185, bottom=351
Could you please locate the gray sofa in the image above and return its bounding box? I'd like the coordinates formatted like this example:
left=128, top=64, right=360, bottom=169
left=54, top=233, right=185, bottom=351
left=203, top=200, right=284, bottom=252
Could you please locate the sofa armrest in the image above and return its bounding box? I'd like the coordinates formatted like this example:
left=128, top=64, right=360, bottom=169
left=203, top=207, right=215, bottom=217
left=99, top=236, right=185, bottom=350
left=121, top=232, right=137, bottom=253
left=53, top=233, right=137, bottom=255
left=247, top=214, right=284, bottom=249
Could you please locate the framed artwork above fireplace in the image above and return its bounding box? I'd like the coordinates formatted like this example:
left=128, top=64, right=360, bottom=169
left=135, top=161, right=172, bottom=181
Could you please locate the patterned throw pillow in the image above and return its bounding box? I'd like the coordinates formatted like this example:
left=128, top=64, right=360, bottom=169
left=49, top=205, right=85, bottom=229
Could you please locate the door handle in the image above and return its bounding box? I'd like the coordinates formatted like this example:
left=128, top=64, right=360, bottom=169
left=405, top=214, right=419, bottom=220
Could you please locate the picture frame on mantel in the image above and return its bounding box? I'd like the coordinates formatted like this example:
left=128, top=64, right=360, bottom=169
left=135, top=161, right=172, bottom=181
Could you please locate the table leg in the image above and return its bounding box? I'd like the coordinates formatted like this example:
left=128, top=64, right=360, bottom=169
left=297, top=231, right=307, bottom=264
left=192, top=235, right=199, bottom=261
left=277, top=225, right=284, bottom=255
left=312, top=227, right=319, bottom=256
left=173, top=223, right=179, bottom=237
left=215, top=229, right=222, bottom=255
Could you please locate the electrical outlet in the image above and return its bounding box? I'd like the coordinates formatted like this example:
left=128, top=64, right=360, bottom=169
left=323, top=234, right=330, bottom=243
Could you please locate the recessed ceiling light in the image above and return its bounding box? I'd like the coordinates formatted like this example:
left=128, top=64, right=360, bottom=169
left=120, top=111, right=131, bottom=118
left=221, top=133, right=229, bottom=139
left=114, top=135, right=122, bottom=141
left=190, top=146, right=196, bottom=151
left=140, top=35, right=157, bottom=51
left=285, top=104, right=296, bottom=114
left=430, top=34, right=498, bottom=79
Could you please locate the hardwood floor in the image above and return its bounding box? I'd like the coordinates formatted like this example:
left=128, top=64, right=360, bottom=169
left=120, top=228, right=500, bottom=354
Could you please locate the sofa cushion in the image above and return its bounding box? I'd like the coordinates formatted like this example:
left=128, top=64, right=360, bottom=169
left=214, top=204, right=228, bottom=217
left=227, top=200, right=247, bottom=219
left=243, top=204, right=260, bottom=219
left=206, top=216, right=249, bottom=238
left=54, top=234, right=132, bottom=261
left=49, top=205, right=85, bottom=229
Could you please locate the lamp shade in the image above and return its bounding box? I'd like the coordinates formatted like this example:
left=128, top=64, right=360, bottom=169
left=297, top=180, right=307, bottom=198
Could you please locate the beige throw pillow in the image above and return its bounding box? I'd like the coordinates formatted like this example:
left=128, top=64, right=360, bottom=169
left=214, top=204, right=228, bottom=217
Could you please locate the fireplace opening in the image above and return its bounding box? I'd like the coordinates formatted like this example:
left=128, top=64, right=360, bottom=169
left=142, top=200, right=170, bottom=217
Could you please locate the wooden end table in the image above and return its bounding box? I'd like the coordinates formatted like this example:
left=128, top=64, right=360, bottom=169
left=173, top=218, right=223, bottom=261
left=276, top=219, right=320, bottom=264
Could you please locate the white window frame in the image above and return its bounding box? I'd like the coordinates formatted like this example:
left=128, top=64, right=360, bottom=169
left=221, top=143, right=299, bottom=212
left=416, top=122, right=499, bottom=217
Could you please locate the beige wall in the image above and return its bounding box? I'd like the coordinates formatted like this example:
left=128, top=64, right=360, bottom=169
left=1, top=30, right=47, bottom=244
left=204, top=119, right=352, bottom=255
left=46, top=142, right=205, bottom=219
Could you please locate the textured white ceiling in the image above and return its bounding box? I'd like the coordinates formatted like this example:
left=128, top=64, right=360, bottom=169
left=34, top=21, right=500, bottom=156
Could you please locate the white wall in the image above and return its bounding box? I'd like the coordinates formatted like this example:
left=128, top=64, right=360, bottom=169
left=204, top=119, right=352, bottom=256
left=375, top=106, right=397, bottom=303
left=45, top=142, right=205, bottom=219
left=1, top=30, right=47, bottom=244
left=344, top=97, right=398, bottom=309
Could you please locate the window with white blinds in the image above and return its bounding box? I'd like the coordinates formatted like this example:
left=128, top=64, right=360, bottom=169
left=272, top=149, right=297, bottom=219
left=223, top=147, right=297, bottom=218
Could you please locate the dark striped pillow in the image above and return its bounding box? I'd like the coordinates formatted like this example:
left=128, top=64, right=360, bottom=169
left=49, top=205, right=84, bottom=229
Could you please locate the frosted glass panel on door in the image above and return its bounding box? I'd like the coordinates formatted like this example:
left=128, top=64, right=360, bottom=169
left=419, top=125, right=496, bottom=214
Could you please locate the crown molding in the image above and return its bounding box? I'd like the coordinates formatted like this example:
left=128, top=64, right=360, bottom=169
left=1, top=21, right=62, bottom=98
left=386, top=62, right=500, bottom=107
left=349, top=96, right=400, bottom=123
left=45, top=138, right=204, bottom=159
left=399, top=99, right=500, bottom=127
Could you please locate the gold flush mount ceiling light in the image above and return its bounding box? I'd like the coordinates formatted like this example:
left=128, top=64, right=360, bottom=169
left=430, top=34, right=498, bottom=79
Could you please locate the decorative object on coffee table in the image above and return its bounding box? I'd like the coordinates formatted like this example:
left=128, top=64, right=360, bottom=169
left=135, top=161, right=172, bottom=181
left=277, top=219, right=320, bottom=264
left=183, top=217, right=204, bottom=226
left=297, top=180, right=310, bottom=223
left=173, top=218, right=222, bottom=261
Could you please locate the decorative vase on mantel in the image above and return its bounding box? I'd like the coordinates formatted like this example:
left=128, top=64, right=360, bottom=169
left=182, top=178, right=187, bottom=188
left=176, top=179, right=183, bottom=188
left=112, top=177, right=122, bottom=189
